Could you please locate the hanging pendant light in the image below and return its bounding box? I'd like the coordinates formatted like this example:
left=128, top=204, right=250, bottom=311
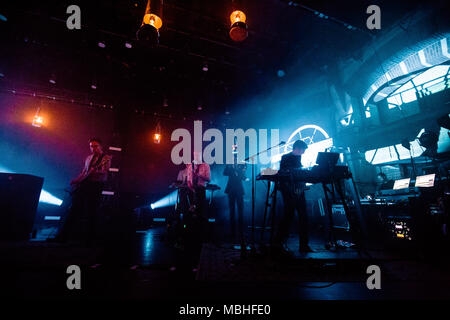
left=153, top=121, right=162, bottom=144
left=229, top=9, right=248, bottom=42
left=137, top=0, right=163, bottom=45
left=32, top=102, right=44, bottom=128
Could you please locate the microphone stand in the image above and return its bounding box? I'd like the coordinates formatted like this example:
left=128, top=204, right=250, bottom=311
left=244, top=142, right=285, bottom=252
left=404, top=141, right=417, bottom=179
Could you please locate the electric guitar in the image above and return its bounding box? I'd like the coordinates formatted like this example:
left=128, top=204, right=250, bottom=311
left=69, top=154, right=111, bottom=195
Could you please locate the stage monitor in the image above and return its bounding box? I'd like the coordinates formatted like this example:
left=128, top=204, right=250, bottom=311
left=393, top=178, right=410, bottom=190
left=0, top=173, right=43, bottom=240
left=415, top=174, right=435, bottom=188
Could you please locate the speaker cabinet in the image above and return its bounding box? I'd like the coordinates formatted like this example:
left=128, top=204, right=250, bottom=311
left=0, top=173, right=43, bottom=240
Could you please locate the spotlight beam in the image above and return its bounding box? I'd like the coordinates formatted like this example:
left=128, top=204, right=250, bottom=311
left=150, top=190, right=178, bottom=210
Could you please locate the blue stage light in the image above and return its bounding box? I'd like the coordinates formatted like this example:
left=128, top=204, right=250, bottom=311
left=233, top=245, right=252, bottom=250
left=39, top=189, right=63, bottom=206
left=150, top=190, right=178, bottom=210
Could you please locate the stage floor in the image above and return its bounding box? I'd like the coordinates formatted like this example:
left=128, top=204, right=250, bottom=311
left=1, top=226, right=450, bottom=300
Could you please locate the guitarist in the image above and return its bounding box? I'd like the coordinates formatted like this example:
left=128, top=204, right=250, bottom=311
left=54, top=138, right=111, bottom=244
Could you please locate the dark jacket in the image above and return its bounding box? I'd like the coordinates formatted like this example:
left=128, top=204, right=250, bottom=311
left=279, top=152, right=305, bottom=196
left=223, top=164, right=246, bottom=196
left=280, top=152, right=302, bottom=172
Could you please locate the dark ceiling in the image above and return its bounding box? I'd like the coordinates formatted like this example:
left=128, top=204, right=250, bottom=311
left=0, top=0, right=443, bottom=121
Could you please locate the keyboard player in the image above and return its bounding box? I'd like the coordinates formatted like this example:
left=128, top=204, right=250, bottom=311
left=274, top=140, right=314, bottom=253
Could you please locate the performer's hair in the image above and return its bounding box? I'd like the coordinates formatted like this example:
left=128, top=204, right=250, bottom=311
left=293, top=140, right=308, bottom=150
left=89, top=137, right=102, bottom=145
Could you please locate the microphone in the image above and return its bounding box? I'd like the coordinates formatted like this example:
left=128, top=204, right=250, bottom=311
left=278, top=141, right=286, bottom=146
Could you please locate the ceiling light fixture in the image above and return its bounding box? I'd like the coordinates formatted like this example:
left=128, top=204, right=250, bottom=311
left=32, top=103, right=44, bottom=128
left=229, top=9, right=248, bottom=42
left=153, top=121, right=162, bottom=144
left=137, top=0, right=163, bottom=45
left=49, top=74, right=56, bottom=84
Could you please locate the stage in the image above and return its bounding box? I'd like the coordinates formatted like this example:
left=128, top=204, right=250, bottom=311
left=1, top=0, right=450, bottom=307
left=1, top=226, right=450, bottom=301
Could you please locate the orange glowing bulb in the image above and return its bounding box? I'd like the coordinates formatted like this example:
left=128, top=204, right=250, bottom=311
left=153, top=133, right=161, bottom=143
left=32, top=115, right=44, bottom=127
left=143, top=13, right=163, bottom=30
left=230, top=10, right=246, bottom=25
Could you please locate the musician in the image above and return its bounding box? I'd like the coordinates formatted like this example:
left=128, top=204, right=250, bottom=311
left=175, top=167, right=189, bottom=214
left=179, top=151, right=210, bottom=270
left=184, top=151, right=211, bottom=216
left=55, top=138, right=111, bottom=244
left=177, top=167, right=188, bottom=184
left=376, top=172, right=394, bottom=192
left=274, top=139, right=313, bottom=253
left=223, top=150, right=247, bottom=250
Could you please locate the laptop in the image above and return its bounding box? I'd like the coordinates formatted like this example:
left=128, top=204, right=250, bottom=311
left=393, top=178, right=411, bottom=190
left=415, top=174, right=436, bottom=188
